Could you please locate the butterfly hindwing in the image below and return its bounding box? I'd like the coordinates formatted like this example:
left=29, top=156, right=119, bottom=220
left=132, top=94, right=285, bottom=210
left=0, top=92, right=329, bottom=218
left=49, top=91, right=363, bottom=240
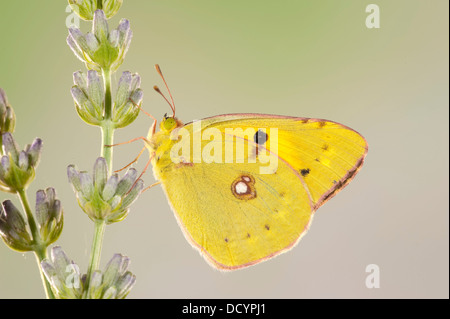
left=159, top=152, right=313, bottom=270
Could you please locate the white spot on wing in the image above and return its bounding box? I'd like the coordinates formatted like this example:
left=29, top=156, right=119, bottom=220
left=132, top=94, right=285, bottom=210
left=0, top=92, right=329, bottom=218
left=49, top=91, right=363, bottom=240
left=235, top=181, right=248, bottom=194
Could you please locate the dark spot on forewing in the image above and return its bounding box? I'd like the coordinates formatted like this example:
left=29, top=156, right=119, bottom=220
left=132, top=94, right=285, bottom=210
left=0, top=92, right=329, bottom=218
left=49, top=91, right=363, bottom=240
left=300, top=168, right=310, bottom=177
left=265, top=224, right=270, bottom=230
left=322, top=144, right=329, bottom=151
left=254, top=129, right=268, bottom=145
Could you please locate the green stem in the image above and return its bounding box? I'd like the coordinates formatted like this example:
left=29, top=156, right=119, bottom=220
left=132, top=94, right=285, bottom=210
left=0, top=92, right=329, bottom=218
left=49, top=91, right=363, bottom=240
left=101, top=67, right=114, bottom=170
left=84, top=219, right=106, bottom=298
left=84, top=67, right=114, bottom=298
left=34, top=246, right=55, bottom=299
left=101, top=121, right=114, bottom=172
left=16, top=189, right=55, bottom=299
left=103, top=68, right=112, bottom=120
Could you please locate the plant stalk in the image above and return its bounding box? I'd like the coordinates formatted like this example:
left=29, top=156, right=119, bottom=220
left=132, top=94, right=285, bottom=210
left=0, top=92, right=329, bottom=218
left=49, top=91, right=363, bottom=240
left=101, top=68, right=114, bottom=170
left=17, top=188, right=55, bottom=299
left=101, top=121, right=114, bottom=172
left=84, top=219, right=106, bottom=298
left=84, top=66, right=115, bottom=298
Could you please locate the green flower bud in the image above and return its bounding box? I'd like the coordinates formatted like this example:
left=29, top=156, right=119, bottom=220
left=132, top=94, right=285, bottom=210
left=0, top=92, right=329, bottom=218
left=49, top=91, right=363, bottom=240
left=0, top=200, right=33, bottom=252
left=112, top=71, right=142, bottom=129
left=71, top=70, right=143, bottom=128
left=35, top=188, right=64, bottom=246
left=41, top=246, right=83, bottom=299
left=0, top=133, right=42, bottom=193
left=67, top=10, right=132, bottom=72
left=0, top=88, right=16, bottom=137
left=42, top=247, right=135, bottom=299
left=67, top=157, right=143, bottom=223
left=88, top=253, right=136, bottom=299
left=71, top=70, right=104, bottom=126
left=68, top=0, right=123, bottom=21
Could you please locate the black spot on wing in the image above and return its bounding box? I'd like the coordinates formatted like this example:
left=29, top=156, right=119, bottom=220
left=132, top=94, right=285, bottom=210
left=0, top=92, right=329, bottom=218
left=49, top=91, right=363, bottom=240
left=254, top=129, right=268, bottom=145
left=300, top=168, right=310, bottom=177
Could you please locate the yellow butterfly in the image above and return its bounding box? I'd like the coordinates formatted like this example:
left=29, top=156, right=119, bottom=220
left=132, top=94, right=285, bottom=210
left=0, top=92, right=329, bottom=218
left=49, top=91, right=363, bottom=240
left=131, top=65, right=368, bottom=271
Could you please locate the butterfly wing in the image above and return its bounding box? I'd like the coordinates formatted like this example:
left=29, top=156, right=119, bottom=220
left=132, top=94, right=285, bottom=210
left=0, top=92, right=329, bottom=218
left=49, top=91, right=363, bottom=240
left=158, top=150, right=313, bottom=270
left=154, top=114, right=368, bottom=270
left=194, top=114, right=368, bottom=209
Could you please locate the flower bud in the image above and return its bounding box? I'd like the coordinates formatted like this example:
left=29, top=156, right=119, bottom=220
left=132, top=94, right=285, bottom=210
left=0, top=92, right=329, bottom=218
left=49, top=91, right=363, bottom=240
left=0, top=88, right=16, bottom=137
left=67, top=10, right=132, bottom=72
left=88, top=253, right=136, bottom=299
left=35, top=188, right=64, bottom=246
left=41, top=246, right=83, bottom=299
left=0, top=200, right=33, bottom=252
left=67, top=157, right=143, bottom=223
left=69, top=0, right=123, bottom=21
left=0, top=133, right=42, bottom=193
left=112, top=71, right=142, bottom=129
left=71, top=70, right=104, bottom=126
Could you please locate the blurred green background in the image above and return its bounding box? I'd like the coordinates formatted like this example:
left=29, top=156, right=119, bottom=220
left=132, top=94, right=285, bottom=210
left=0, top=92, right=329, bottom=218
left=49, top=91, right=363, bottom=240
left=0, top=0, right=448, bottom=298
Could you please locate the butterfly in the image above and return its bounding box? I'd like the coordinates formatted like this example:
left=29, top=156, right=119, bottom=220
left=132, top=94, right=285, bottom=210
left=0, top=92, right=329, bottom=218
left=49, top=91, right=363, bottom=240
left=126, top=65, right=368, bottom=271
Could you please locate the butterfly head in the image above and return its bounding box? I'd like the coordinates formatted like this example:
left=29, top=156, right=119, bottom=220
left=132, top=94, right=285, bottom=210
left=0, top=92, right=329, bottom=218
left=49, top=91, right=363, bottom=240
left=160, top=113, right=183, bottom=133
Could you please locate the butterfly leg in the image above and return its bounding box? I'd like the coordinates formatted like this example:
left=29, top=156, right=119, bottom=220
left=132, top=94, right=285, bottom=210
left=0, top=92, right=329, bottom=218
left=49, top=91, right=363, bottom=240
left=114, top=146, right=147, bottom=173
left=127, top=153, right=155, bottom=194
left=104, top=136, right=150, bottom=148
left=141, top=181, right=161, bottom=193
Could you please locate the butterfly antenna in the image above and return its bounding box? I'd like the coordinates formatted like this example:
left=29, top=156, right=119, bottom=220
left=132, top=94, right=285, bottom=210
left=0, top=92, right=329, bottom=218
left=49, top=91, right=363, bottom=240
left=155, top=64, right=176, bottom=117
left=153, top=85, right=175, bottom=117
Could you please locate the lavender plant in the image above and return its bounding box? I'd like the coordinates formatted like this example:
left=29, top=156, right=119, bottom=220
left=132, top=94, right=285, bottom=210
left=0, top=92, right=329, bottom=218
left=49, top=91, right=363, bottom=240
left=0, top=89, right=58, bottom=299
left=1, top=0, right=143, bottom=299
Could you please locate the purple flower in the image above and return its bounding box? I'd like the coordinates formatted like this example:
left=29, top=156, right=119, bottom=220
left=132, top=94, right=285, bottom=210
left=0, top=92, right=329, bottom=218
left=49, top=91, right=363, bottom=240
left=67, top=10, right=132, bottom=72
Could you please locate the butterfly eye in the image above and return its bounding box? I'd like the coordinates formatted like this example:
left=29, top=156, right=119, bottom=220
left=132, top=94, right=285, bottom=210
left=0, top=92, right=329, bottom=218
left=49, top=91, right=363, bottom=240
left=163, top=117, right=177, bottom=131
